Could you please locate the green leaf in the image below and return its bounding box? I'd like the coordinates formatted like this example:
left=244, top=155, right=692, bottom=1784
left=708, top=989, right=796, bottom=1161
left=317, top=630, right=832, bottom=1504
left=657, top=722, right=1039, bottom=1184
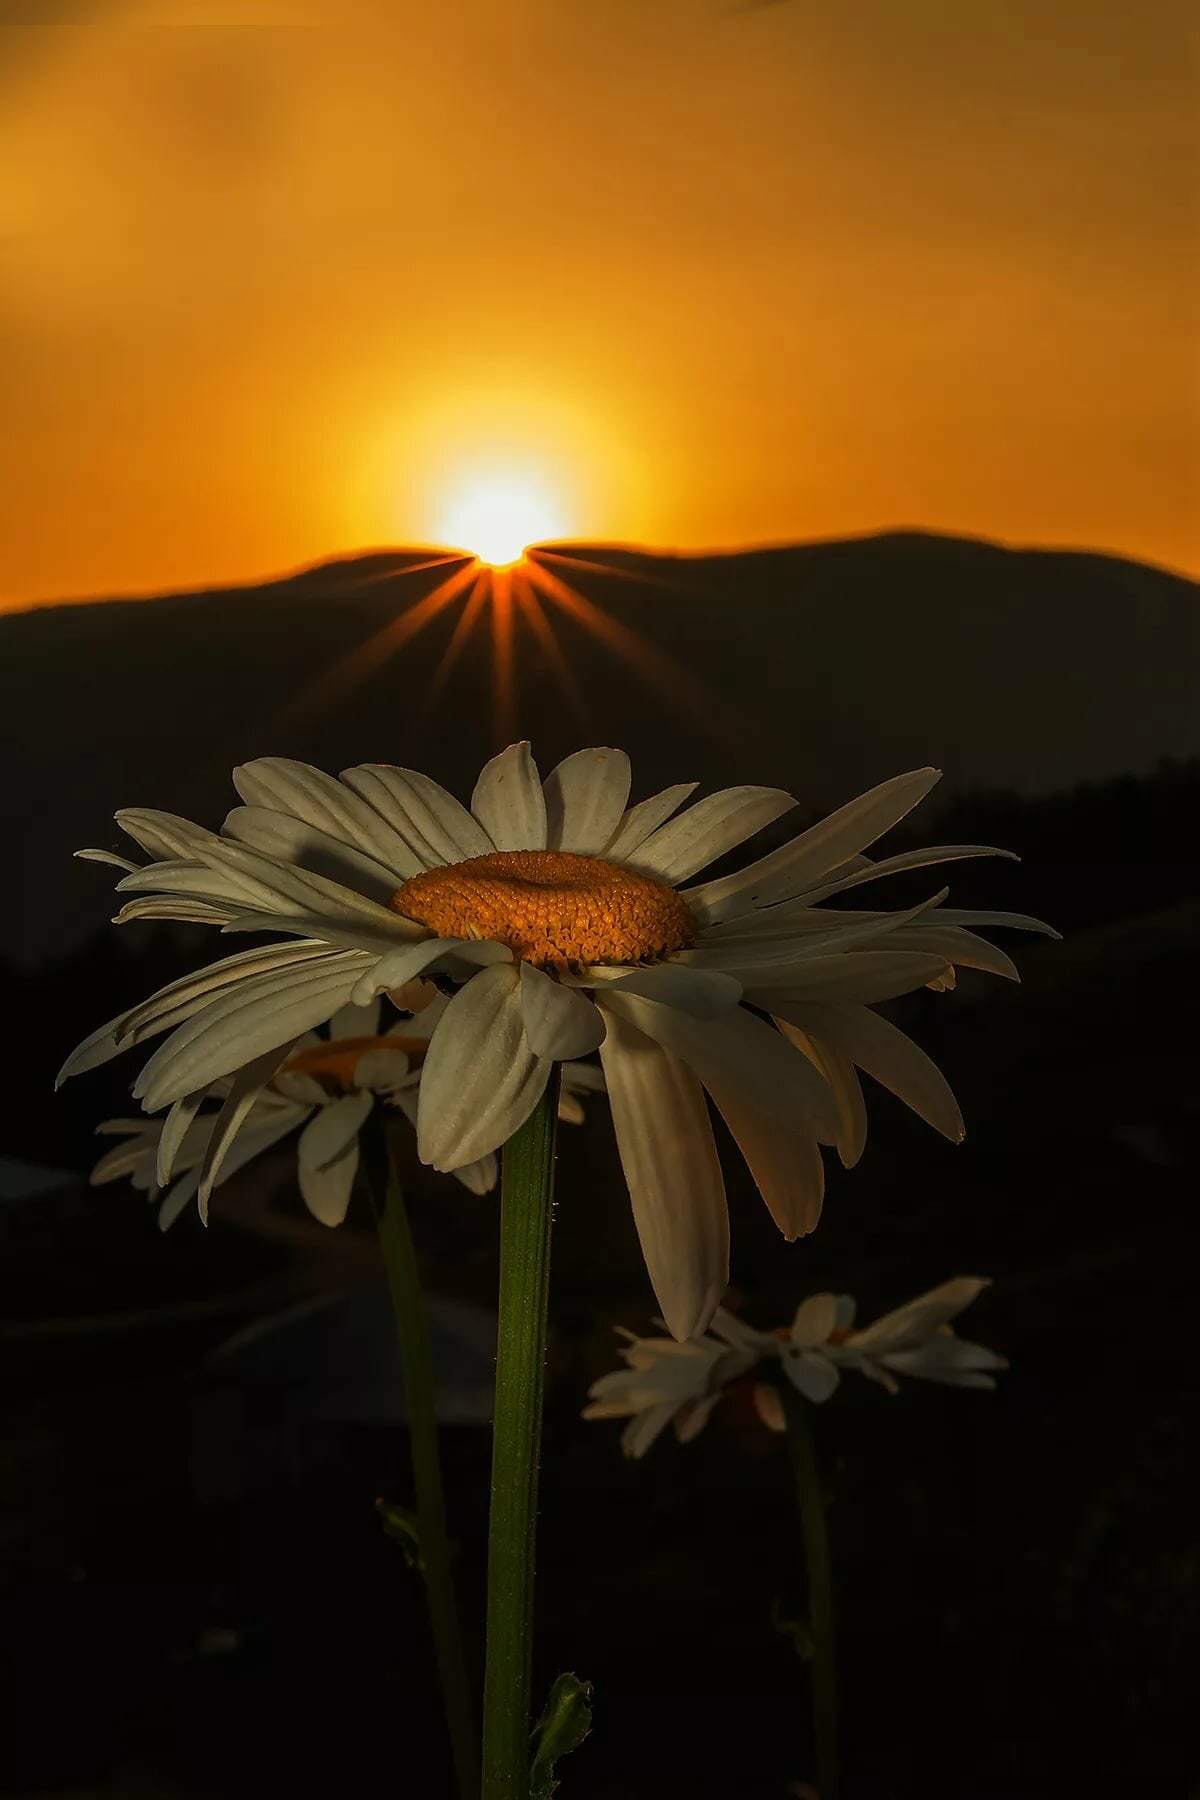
left=529, top=1671, right=594, bottom=1798
left=375, top=1498, right=425, bottom=1572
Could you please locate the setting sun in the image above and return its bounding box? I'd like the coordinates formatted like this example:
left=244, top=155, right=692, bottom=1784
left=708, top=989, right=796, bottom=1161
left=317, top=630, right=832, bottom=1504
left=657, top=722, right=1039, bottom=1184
left=436, top=469, right=567, bottom=567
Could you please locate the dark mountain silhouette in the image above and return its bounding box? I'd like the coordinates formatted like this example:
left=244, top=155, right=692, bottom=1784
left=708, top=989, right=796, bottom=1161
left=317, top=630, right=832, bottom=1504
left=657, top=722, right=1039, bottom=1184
left=6, top=529, right=1196, bottom=965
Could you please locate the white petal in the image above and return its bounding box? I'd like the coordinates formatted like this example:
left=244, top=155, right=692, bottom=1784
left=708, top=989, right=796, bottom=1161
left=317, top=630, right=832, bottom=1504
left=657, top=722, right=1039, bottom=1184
left=597, top=964, right=743, bottom=1017
left=932, top=907, right=1060, bottom=939
left=417, top=963, right=553, bottom=1168
left=340, top=764, right=494, bottom=866
left=470, top=742, right=547, bottom=850
left=352, top=1047, right=411, bottom=1092
left=621, top=1403, right=678, bottom=1458
left=233, top=756, right=424, bottom=877
left=158, top=1166, right=202, bottom=1232
left=744, top=950, right=949, bottom=1005
left=674, top=1395, right=721, bottom=1444
left=688, top=889, right=948, bottom=969
left=197, top=1044, right=295, bottom=1220
left=600, top=991, right=839, bottom=1146
left=329, top=997, right=381, bottom=1038
left=75, top=848, right=141, bottom=872
left=219, top=910, right=429, bottom=958
left=781, top=1349, right=841, bottom=1404
left=298, top=1090, right=374, bottom=1174
left=774, top=1020, right=868, bottom=1168
left=56, top=941, right=338, bottom=1086
left=223, top=805, right=402, bottom=902
left=753, top=1383, right=786, bottom=1432
left=135, top=954, right=373, bottom=1112
left=598, top=1003, right=728, bottom=1342
left=298, top=1134, right=360, bottom=1227
left=790, top=1293, right=840, bottom=1347
left=157, top=1089, right=209, bottom=1187
left=603, top=783, right=698, bottom=861
left=704, top=1076, right=824, bottom=1240
left=194, top=835, right=418, bottom=930
left=348, top=937, right=456, bottom=1007
left=796, top=844, right=1018, bottom=905
left=452, top=1151, right=499, bottom=1195
left=848, top=1277, right=991, bottom=1352
left=780, top=1001, right=965, bottom=1143
left=630, top=786, right=796, bottom=885
left=112, top=896, right=238, bottom=926
left=542, top=748, right=631, bottom=854
left=886, top=925, right=1020, bottom=982
left=115, top=808, right=218, bottom=861
left=684, top=768, right=943, bottom=925
left=519, top=964, right=607, bottom=1059
left=556, top=1090, right=585, bottom=1125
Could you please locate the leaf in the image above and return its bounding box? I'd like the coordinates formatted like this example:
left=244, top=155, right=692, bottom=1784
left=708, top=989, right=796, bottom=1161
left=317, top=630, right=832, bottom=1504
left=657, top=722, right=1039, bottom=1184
left=375, top=1498, right=424, bottom=1572
left=529, top=1671, right=594, bottom=1798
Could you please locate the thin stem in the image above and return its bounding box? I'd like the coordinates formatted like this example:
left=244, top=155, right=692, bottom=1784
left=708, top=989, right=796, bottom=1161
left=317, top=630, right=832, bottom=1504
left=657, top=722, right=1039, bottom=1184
left=363, top=1116, right=480, bottom=1800
left=780, top=1381, right=839, bottom=1800
left=481, top=1076, right=560, bottom=1800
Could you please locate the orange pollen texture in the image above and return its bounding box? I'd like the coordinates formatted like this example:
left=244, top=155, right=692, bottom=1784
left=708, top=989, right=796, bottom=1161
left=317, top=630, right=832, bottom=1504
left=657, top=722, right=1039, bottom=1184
left=390, top=849, right=695, bottom=969
left=283, top=1033, right=425, bottom=1094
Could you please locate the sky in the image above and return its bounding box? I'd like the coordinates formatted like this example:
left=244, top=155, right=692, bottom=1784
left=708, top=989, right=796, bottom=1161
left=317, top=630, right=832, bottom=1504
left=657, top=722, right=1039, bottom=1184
left=1, top=0, right=1196, bottom=608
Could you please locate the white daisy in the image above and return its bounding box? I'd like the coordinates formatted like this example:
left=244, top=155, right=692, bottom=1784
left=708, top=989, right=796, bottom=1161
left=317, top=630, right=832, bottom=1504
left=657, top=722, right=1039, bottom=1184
left=753, top=1276, right=1008, bottom=1424
left=586, top=1278, right=1005, bottom=1452
left=90, top=991, right=601, bottom=1231
left=582, top=1310, right=765, bottom=1458
left=61, top=743, right=1053, bottom=1337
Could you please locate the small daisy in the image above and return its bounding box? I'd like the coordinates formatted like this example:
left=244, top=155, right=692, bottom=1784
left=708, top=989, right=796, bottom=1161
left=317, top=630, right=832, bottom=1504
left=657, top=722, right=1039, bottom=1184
left=586, top=1279, right=1005, bottom=1454
left=90, top=992, right=602, bottom=1230
left=62, top=744, right=1053, bottom=1337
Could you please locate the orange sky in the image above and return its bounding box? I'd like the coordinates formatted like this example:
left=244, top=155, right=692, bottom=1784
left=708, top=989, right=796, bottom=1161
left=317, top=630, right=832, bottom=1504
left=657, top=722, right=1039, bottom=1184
left=1, top=0, right=1197, bottom=608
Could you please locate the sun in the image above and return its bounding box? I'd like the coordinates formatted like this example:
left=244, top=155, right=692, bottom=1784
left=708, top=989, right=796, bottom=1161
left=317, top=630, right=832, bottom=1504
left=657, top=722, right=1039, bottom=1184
left=437, top=468, right=566, bottom=567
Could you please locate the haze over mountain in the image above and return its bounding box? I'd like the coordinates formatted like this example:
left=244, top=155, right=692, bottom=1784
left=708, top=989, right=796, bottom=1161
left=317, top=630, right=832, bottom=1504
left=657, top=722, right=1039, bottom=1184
left=7, top=530, right=1196, bottom=966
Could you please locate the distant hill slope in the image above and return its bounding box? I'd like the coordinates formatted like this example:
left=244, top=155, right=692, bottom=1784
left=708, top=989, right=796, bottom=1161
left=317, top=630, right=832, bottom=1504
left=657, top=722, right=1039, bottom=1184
left=5, top=531, right=1196, bottom=965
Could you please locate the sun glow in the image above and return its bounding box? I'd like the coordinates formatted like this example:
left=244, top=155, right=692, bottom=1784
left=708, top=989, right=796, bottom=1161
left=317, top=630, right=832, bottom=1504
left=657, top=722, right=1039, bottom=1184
left=437, top=469, right=566, bottom=567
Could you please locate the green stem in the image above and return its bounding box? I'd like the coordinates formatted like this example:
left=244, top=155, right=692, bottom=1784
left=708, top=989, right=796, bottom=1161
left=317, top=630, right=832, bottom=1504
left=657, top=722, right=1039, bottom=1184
left=780, top=1382, right=839, bottom=1800
left=365, top=1117, right=480, bottom=1800
left=481, top=1076, right=560, bottom=1800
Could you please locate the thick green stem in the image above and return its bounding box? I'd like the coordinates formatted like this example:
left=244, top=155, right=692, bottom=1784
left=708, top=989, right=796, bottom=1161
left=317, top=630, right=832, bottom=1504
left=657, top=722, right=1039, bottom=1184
left=365, top=1118, right=480, bottom=1800
left=780, top=1382, right=838, bottom=1800
left=481, top=1077, right=560, bottom=1800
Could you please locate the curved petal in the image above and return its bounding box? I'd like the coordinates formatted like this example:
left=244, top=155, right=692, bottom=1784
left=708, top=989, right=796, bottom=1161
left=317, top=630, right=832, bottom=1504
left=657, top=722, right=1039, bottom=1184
left=774, top=1020, right=868, bottom=1168
left=470, top=742, right=547, bottom=850
left=75, top=848, right=141, bottom=873
left=298, top=1090, right=373, bottom=1175
left=781, top=1348, right=841, bottom=1404
left=708, top=1082, right=825, bottom=1240
left=197, top=1044, right=296, bottom=1220
left=684, top=768, right=942, bottom=925
left=519, top=964, right=606, bottom=1059
left=603, top=783, right=698, bottom=862
left=348, top=937, right=456, bottom=1007
left=233, top=757, right=423, bottom=877
left=340, top=764, right=494, bottom=866
left=597, top=964, right=742, bottom=1017
left=598, top=1003, right=729, bottom=1342
left=630, top=786, right=796, bottom=885
left=848, top=1277, right=991, bottom=1352
left=790, top=1293, right=840, bottom=1347
left=543, top=747, right=631, bottom=854
left=601, top=990, right=839, bottom=1146
left=298, top=1134, right=360, bottom=1227
left=158, top=1166, right=202, bottom=1233
left=115, top=808, right=219, bottom=862
left=797, top=843, right=1018, bottom=906
left=329, top=997, right=381, bottom=1038
left=453, top=1151, right=499, bottom=1195
left=782, top=1000, right=965, bottom=1144
left=417, top=963, right=553, bottom=1168
left=134, top=953, right=373, bottom=1112
left=744, top=950, right=950, bottom=1006
left=156, top=1088, right=209, bottom=1187
left=222, top=805, right=402, bottom=902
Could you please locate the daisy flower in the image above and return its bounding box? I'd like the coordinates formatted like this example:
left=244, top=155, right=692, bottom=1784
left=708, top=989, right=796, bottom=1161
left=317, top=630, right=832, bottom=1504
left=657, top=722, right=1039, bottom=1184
left=90, top=991, right=602, bottom=1231
left=586, top=1278, right=1005, bottom=1454
left=61, top=743, right=1053, bottom=1337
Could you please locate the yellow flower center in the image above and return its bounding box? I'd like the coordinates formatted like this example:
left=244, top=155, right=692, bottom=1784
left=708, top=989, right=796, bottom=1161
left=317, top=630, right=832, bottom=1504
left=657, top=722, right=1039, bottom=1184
left=282, top=1033, right=427, bottom=1094
left=390, top=849, right=695, bottom=969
